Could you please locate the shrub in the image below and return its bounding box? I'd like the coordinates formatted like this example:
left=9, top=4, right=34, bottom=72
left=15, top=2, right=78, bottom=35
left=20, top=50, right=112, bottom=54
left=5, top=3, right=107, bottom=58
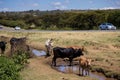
left=0, top=20, right=27, bottom=28
left=0, top=56, right=21, bottom=80
left=12, top=50, right=29, bottom=65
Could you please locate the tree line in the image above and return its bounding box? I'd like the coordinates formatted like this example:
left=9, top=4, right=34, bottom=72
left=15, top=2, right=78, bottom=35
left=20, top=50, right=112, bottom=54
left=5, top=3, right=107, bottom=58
left=0, top=9, right=120, bottom=30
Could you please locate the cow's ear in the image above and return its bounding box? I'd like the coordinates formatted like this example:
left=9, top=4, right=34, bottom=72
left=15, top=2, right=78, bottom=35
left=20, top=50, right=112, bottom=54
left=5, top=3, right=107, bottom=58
left=78, top=49, right=81, bottom=51
left=5, top=42, right=7, bottom=44
left=81, top=46, right=84, bottom=51
left=91, top=59, right=94, bottom=62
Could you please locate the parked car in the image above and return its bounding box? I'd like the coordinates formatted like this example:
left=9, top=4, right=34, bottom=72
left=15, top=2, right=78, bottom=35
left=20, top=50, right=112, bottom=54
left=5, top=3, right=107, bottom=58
left=99, top=23, right=116, bottom=30
left=15, top=26, right=21, bottom=30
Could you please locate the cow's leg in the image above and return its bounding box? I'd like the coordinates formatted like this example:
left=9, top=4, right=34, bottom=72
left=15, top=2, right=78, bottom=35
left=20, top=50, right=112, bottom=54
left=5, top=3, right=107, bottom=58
left=79, top=65, right=81, bottom=75
left=87, top=68, right=90, bottom=75
left=69, top=58, right=73, bottom=66
left=46, top=45, right=51, bottom=57
left=52, top=58, right=54, bottom=66
left=11, top=46, right=13, bottom=56
left=1, top=47, right=5, bottom=54
left=49, top=46, right=53, bottom=55
left=1, top=50, right=4, bottom=54
left=11, top=45, right=16, bottom=56
left=0, top=48, right=1, bottom=56
left=85, top=68, right=88, bottom=75
left=88, top=70, right=90, bottom=75
left=52, top=57, right=57, bottom=66
left=82, top=68, right=84, bottom=76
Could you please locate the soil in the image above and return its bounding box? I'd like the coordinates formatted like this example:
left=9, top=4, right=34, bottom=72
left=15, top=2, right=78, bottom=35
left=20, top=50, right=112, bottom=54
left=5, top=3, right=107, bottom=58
left=21, top=56, right=97, bottom=80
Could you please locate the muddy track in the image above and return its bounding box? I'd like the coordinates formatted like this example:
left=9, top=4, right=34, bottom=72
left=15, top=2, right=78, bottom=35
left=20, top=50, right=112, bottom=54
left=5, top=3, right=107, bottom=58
left=21, top=56, right=96, bottom=80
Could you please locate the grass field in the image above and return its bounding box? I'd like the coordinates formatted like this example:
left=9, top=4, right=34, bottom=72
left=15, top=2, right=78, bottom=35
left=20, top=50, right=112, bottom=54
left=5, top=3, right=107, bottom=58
left=0, top=31, right=120, bottom=80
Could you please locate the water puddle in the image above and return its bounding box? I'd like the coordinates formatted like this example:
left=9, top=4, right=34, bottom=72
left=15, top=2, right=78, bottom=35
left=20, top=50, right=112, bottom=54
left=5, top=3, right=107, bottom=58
left=52, top=62, right=116, bottom=80
left=32, top=49, right=46, bottom=56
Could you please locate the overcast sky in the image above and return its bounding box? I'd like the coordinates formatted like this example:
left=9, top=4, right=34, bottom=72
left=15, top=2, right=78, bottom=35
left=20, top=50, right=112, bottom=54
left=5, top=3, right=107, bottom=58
left=0, top=0, right=120, bottom=11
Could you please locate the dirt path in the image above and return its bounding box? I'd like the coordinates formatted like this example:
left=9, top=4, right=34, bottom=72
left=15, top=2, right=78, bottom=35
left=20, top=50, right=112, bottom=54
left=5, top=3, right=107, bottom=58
left=20, top=57, right=96, bottom=80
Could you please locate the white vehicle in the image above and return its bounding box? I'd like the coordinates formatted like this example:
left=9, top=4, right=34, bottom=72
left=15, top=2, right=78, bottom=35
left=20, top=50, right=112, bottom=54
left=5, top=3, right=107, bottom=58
left=99, top=23, right=116, bottom=30
left=15, top=26, right=21, bottom=30
left=0, top=25, right=3, bottom=29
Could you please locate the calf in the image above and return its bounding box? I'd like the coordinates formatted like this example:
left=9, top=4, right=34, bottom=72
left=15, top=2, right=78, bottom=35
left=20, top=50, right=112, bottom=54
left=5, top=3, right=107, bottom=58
left=78, top=56, right=91, bottom=76
left=0, top=41, right=7, bottom=54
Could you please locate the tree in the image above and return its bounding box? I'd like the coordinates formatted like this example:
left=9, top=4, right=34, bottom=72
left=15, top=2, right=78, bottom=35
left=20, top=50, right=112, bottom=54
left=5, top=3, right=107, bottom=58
left=108, top=11, right=120, bottom=29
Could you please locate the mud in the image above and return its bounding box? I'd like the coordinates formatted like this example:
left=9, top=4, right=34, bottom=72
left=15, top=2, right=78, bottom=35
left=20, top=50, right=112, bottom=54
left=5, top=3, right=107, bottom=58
left=51, top=59, right=116, bottom=80
left=32, top=49, right=116, bottom=80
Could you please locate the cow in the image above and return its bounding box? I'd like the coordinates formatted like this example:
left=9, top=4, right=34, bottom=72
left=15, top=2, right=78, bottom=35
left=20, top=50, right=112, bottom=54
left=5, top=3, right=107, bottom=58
left=0, top=41, right=7, bottom=54
left=78, top=56, right=91, bottom=76
left=52, top=47, right=84, bottom=66
left=10, top=37, right=31, bottom=57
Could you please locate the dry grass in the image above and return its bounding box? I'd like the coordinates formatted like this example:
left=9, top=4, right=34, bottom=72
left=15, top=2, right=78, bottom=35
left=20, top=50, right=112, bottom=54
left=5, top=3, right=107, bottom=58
left=0, top=31, right=120, bottom=80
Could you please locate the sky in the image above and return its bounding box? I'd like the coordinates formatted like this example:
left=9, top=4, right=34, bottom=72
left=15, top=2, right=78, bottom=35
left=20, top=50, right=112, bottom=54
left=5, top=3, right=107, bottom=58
left=0, top=0, right=120, bottom=11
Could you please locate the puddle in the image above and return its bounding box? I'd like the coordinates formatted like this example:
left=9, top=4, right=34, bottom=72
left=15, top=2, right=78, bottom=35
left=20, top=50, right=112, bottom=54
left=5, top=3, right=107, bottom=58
left=90, top=72, right=107, bottom=80
left=52, top=62, right=116, bottom=80
left=32, top=49, right=46, bottom=56
left=32, top=49, right=116, bottom=80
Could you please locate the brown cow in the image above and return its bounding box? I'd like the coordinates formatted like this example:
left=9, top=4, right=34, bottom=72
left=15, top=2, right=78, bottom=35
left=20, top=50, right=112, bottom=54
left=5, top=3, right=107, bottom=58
left=78, top=56, right=91, bottom=76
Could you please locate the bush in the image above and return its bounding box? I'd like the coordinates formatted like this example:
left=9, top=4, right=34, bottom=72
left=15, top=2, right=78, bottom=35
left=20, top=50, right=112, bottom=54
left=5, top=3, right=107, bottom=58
left=0, top=51, right=29, bottom=80
left=0, top=56, right=21, bottom=80
left=12, top=50, right=29, bottom=65
left=0, top=20, right=27, bottom=28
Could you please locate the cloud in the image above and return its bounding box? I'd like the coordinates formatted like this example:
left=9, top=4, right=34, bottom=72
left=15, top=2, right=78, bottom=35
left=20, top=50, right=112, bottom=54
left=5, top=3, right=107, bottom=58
left=102, top=7, right=115, bottom=10
left=32, top=3, right=39, bottom=7
left=52, top=2, right=67, bottom=9
left=52, top=2, right=61, bottom=6
left=90, top=6, right=120, bottom=10
left=21, top=2, right=39, bottom=7
left=100, top=7, right=120, bottom=10
left=0, top=8, right=11, bottom=11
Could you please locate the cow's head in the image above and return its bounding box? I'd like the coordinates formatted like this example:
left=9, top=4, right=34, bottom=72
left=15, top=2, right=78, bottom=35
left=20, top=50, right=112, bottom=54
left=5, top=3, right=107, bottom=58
left=75, top=48, right=84, bottom=56
left=0, top=41, right=7, bottom=44
left=87, top=59, right=92, bottom=66
left=80, top=46, right=88, bottom=54
left=4, top=41, right=7, bottom=44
